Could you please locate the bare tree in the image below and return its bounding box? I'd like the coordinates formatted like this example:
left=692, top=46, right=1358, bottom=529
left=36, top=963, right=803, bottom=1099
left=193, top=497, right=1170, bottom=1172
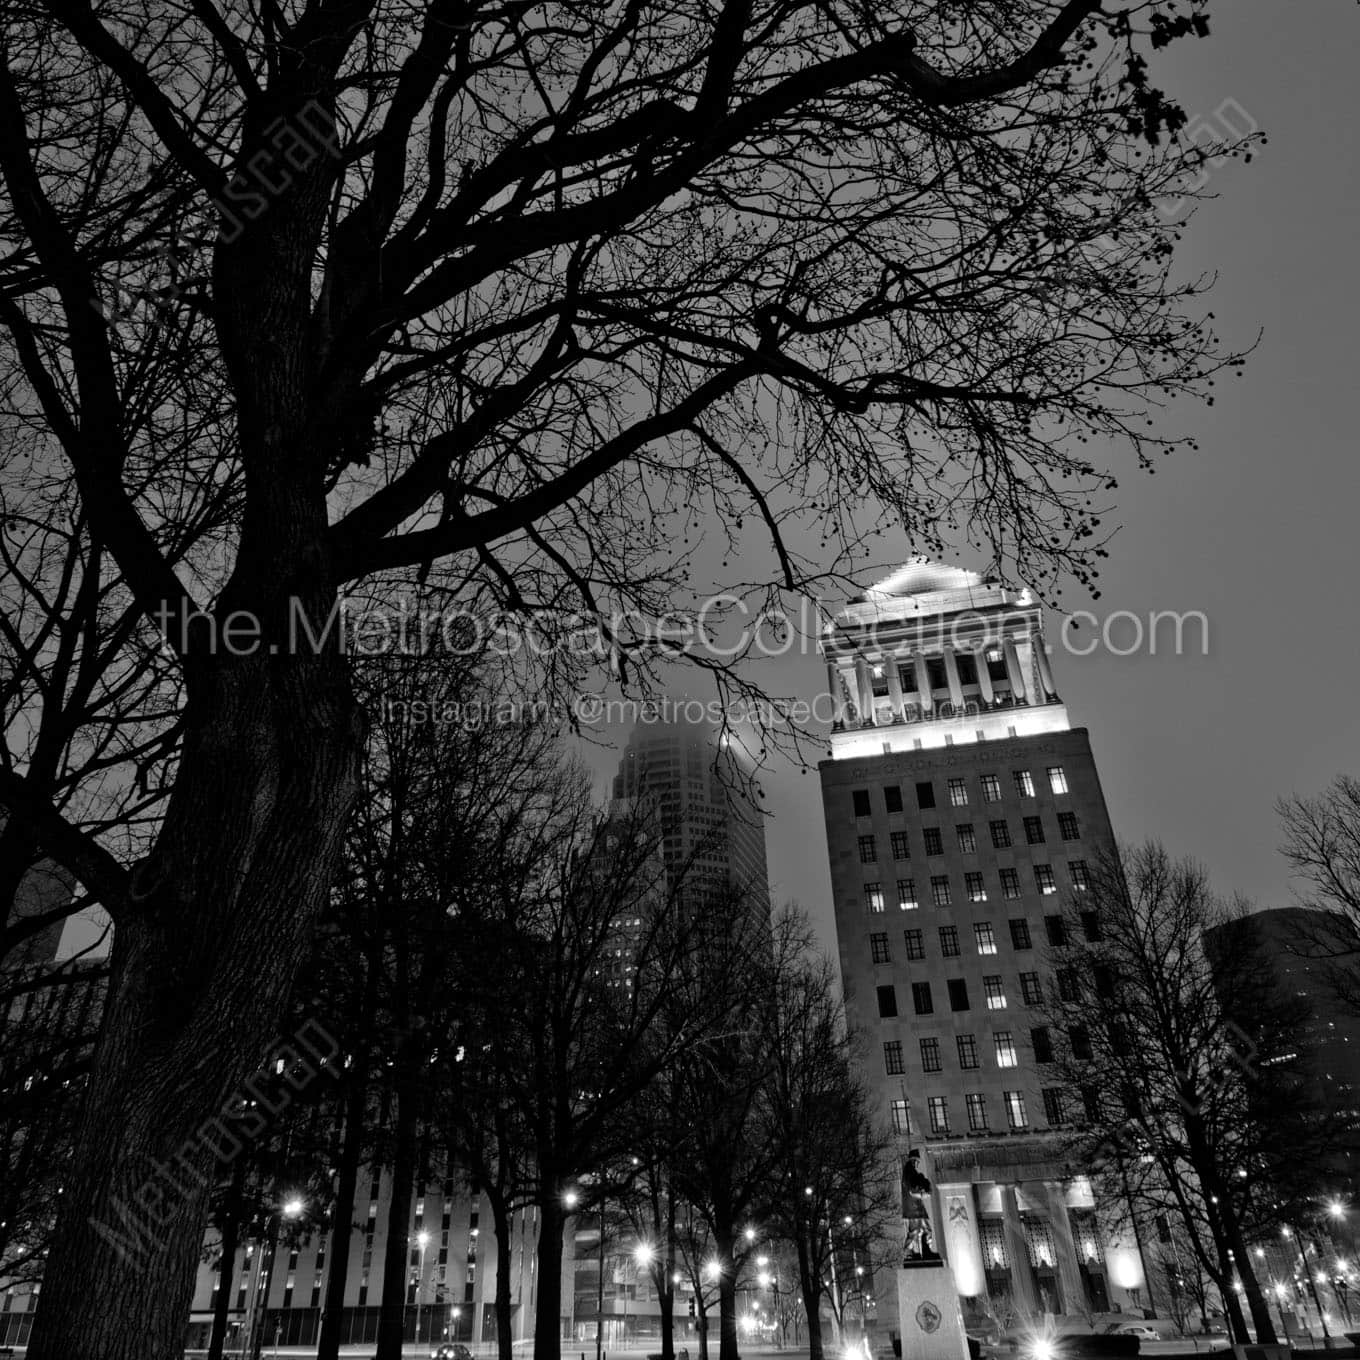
left=0, top=2, right=1255, bottom=1354
left=1041, top=844, right=1342, bottom=1345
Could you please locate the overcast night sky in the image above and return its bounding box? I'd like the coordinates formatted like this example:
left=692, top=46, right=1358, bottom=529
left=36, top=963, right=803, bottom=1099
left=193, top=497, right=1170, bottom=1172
left=580, top=0, right=1360, bottom=958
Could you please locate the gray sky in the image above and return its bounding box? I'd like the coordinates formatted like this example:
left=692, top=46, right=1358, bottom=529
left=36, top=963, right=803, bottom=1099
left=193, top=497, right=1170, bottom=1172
left=580, top=0, right=1360, bottom=958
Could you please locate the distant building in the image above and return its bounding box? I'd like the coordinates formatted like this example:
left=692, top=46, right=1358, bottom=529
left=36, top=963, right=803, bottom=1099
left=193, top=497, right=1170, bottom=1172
left=817, top=559, right=1150, bottom=1330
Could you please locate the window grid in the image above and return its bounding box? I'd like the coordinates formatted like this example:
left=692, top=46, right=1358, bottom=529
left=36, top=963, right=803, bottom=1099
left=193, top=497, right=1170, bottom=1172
left=858, top=835, right=877, bottom=863
left=891, top=830, right=911, bottom=861
left=1048, top=766, right=1069, bottom=794
left=897, top=878, right=918, bottom=911
left=966, top=872, right=987, bottom=903
left=1058, top=812, right=1080, bottom=841
left=903, top=928, right=925, bottom=960
left=981, top=774, right=1002, bottom=803
left=920, top=1037, right=942, bottom=1073
left=949, top=778, right=969, bottom=807
left=957, top=1034, right=979, bottom=1069
left=865, top=883, right=886, bottom=913
left=1000, top=868, right=1021, bottom=900
left=939, top=925, right=960, bottom=957
left=1042, top=1088, right=1066, bottom=1125
left=884, top=1040, right=905, bottom=1075
left=1019, top=971, right=1043, bottom=1005
left=1035, top=864, right=1057, bottom=895
left=994, top=1031, right=1018, bottom=1067
left=1024, top=815, right=1046, bottom=845
left=990, top=820, right=1012, bottom=849
left=1009, top=918, right=1032, bottom=950
left=974, top=922, right=998, bottom=955
left=891, top=1098, right=912, bottom=1135
left=928, top=1096, right=950, bottom=1135
left=1005, top=1090, right=1029, bottom=1129
left=966, top=1093, right=988, bottom=1132
left=957, top=823, right=977, bottom=854
left=984, top=975, right=1007, bottom=1010
left=912, top=982, right=934, bottom=1015
left=1014, top=770, right=1036, bottom=798
left=931, top=875, right=952, bottom=908
left=870, top=931, right=890, bottom=964
left=1070, top=860, right=1090, bottom=891
left=924, top=827, right=943, bottom=856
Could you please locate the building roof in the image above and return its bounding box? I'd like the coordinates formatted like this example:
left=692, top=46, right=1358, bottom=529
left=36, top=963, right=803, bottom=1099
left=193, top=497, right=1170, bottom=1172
left=856, top=558, right=986, bottom=602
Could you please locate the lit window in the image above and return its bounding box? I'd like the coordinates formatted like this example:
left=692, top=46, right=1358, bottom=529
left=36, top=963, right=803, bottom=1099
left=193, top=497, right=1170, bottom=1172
left=984, top=975, right=1007, bottom=1010
left=903, top=928, right=925, bottom=961
left=931, top=875, right=952, bottom=908
left=957, top=1035, right=979, bottom=1069
left=1014, top=770, right=1036, bottom=798
left=876, top=985, right=898, bottom=1018
left=949, top=778, right=969, bottom=807
left=884, top=1041, right=905, bottom=1075
left=891, top=1098, right=912, bottom=1134
left=1010, top=919, right=1032, bottom=950
left=865, top=883, right=885, bottom=913
left=1048, top=766, right=1069, bottom=794
left=912, top=982, right=933, bottom=1015
left=858, top=835, right=877, bottom=863
left=891, top=831, right=910, bottom=861
left=1020, top=971, right=1043, bottom=1004
left=870, top=932, right=890, bottom=964
left=924, top=827, right=943, bottom=856
left=928, top=1096, right=950, bottom=1135
left=1058, top=812, right=1080, bottom=841
left=1024, top=816, right=1046, bottom=845
left=1070, top=860, right=1090, bottom=891
left=1000, top=868, right=1021, bottom=900
left=974, top=922, right=998, bottom=955
left=939, top=925, right=960, bottom=957
left=853, top=789, right=871, bottom=817
left=966, top=872, right=987, bottom=903
left=994, top=1031, right=1018, bottom=1067
left=990, top=820, right=1012, bottom=849
left=920, top=1038, right=942, bottom=1073
left=966, top=1093, right=988, bottom=1132
left=1004, top=1090, right=1029, bottom=1129
left=981, top=774, right=1002, bottom=803
left=1035, top=864, right=1057, bottom=895
left=897, top=878, right=918, bottom=910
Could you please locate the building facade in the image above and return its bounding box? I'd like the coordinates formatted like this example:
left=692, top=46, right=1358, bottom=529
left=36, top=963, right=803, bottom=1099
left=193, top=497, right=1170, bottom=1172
left=818, top=560, right=1149, bottom=1331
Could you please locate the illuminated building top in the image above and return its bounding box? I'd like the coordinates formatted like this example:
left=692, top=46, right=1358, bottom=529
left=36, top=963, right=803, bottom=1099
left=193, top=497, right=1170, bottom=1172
left=822, top=557, right=1069, bottom=758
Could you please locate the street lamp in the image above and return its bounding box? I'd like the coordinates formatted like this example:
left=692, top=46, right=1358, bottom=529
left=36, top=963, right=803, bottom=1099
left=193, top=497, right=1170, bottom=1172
left=244, top=1195, right=305, bottom=1360
left=413, top=1230, right=431, bottom=1347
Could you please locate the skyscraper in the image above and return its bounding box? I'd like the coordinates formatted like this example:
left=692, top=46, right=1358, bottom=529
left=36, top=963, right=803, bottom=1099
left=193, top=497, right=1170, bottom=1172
left=817, top=559, right=1148, bottom=1326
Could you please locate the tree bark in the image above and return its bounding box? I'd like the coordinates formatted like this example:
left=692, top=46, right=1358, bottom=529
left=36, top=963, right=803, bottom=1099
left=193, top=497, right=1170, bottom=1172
left=488, top=1187, right=516, bottom=1360
left=794, top=1233, right=824, bottom=1360
left=715, top=1230, right=738, bottom=1360
left=533, top=1188, right=567, bottom=1360
left=206, top=1163, right=244, bottom=1360
left=376, top=1052, right=421, bottom=1360
left=24, top=636, right=363, bottom=1360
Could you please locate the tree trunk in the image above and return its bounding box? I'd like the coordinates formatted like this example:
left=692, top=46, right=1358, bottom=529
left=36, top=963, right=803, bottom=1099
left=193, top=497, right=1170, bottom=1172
left=659, top=1279, right=675, bottom=1360
left=716, top=1231, right=738, bottom=1360
left=317, top=957, right=379, bottom=1360
left=795, top=1233, right=824, bottom=1360
left=488, top=1190, right=516, bottom=1360
left=375, top=1053, right=421, bottom=1360
left=533, top=1189, right=567, bottom=1360
left=207, top=1160, right=247, bottom=1360
left=697, top=1307, right=709, bottom=1360
left=24, top=639, right=362, bottom=1360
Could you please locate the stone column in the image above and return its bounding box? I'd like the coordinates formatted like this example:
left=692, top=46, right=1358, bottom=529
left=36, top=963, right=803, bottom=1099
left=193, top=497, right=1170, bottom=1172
left=825, top=660, right=849, bottom=727
left=1000, top=1185, right=1039, bottom=1314
left=973, top=647, right=995, bottom=707
left=1034, top=637, right=1059, bottom=702
left=885, top=655, right=907, bottom=722
left=1002, top=639, right=1028, bottom=703
left=913, top=655, right=933, bottom=715
left=942, top=646, right=966, bottom=709
left=1043, top=1181, right=1087, bottom=1318
left=854, top=655, right=874, bottom=725
left=937, top=1184, right=987, bottom=1301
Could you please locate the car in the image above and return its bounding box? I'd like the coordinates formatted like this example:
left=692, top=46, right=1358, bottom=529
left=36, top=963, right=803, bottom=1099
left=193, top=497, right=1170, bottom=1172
left=432, top=1345, right=475, bottom=1360
left=1104, top=1325, right=1160, bottom=1342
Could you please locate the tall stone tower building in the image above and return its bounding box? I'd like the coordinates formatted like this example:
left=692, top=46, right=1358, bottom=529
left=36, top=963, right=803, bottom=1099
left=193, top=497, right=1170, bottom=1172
left=818, top=560, right=1150, bottom=1326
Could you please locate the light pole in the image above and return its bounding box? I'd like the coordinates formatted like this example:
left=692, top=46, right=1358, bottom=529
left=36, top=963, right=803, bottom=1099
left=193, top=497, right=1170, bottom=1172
left=1286, top=1225, right=1332, bottom=1340
left=243, top=1196, right=305, bottom=1360
left=631, top=1243, right=654, bottom=1349
left=414, top=1229, right=431, bottom=1349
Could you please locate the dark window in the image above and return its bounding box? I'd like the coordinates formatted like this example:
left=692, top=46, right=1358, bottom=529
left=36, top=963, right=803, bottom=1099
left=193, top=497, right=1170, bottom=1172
left=1070, top=860, right=1090, bottom=891
left=857, top=834, right=877, bottom=863
left=903, top=928, right=925, bottom=960
left=1000, top=868, right=1021, bottom=899
left=1043, top=1088, right=1066, bottom=1125
left=966, top=872, right=987, bottom=902
left=853, top=789, right=872, bottom=817
left=885, top=784, right=904, bottom=814
left=931, top=875, right=952, bottom=907
left=916, top=781, right=936, bottom=810
left=981, top=774, right=1002, bottom=802
left=986, top=651, right=1008, bottom=683
left=884, top=1040, right=905, bottom=1075
left=1069, top=1025, right=1093, bottom=1060
left=920, top=1037, right=942, bottom=1073
left=912, top=982, right=934, bottom=1015
left=927, top=658, right=948, bottom=691
left=890, top=830, right=911, bottom=861
left=923, top=827, right=943, bottom=856
left=990, top=819, right=1012, bottom=849
left=928, top=1096, right=950, bottom=1134
left=1045, top=914, right=1066, bottom=945
left=1081, top=910, right=1102, bottom=942
left=957, top=1035, right=979, bottom=1069
left=948, top=978, right=970, bottom=1012
left=870, top=932, right=890, bottom=964
left=1009, top=918, right=1032, bottom=950
left=939, top=925, right=960, bottom=957
left=897, top=878, right=918, bottom=910
left=1020, top=971, right=1043, bottom=1005
left=957, top=823, right=977, bottom=853
left=957, top=653, right=979, bottom=686
left=1032, top=1026, right=1054, bottom=1063
left=1059, top=811, right=1081, bottom=841
left=1081, top=1086, right=1102, bottom=1122
left=1024, top=815, right=1046, bottom=845
left=1057, top=967, right=1080, bottom=1002
left=898, top=666, right=917, bottom=695
left=876, top=985, right=898, bottom=1018
left=1093, top=963, right=1115, bottom=997
left=966, top=1092, right=988, bottom=1132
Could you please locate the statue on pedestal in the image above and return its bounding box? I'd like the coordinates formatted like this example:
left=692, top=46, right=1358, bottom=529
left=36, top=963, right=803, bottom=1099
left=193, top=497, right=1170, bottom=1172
left=900, top=1149, right=940, bottom=1264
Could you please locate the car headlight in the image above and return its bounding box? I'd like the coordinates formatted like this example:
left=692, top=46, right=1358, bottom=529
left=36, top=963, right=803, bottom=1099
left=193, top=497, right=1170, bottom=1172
left=1032, top=1341, right=1054, bottom=1360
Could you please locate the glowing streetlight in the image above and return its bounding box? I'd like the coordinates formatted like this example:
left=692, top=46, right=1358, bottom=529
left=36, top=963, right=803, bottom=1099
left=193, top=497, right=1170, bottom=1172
left=282, top=1197, right=305, bottom=1220
left=745, top=1227, right=757, bottom=1243
left=704, top=1260, right=722, bottom=1280
left=414, top=1229, right=431, bottom=1343
left=636, top=1242, right=655, bottom=1266
left=1331, top=1201, right=1348, bottom=1221
left=564, top=1189, right=580, bottom=1209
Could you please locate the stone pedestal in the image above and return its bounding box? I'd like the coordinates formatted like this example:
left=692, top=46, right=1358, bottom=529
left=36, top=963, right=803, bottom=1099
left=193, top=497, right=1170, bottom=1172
left=896, top=1263, right=970, bottom=1360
